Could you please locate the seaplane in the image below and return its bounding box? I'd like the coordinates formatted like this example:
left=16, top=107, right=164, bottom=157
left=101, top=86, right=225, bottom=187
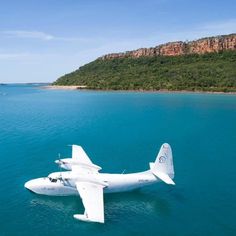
left=25, top=143, right=175, bottom=223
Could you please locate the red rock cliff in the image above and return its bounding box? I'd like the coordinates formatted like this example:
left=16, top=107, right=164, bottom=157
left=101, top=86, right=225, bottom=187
left=99, top=34, right=236, bottom=60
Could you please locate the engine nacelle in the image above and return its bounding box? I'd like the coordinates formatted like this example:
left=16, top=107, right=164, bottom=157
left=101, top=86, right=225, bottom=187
left=55, top=158, right=72, bottom=170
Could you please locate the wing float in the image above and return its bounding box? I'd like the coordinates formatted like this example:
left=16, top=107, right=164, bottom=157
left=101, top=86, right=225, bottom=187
left=71, top=145, right=106, bottom=223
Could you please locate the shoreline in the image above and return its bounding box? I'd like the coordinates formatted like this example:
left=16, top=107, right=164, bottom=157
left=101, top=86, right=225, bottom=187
left=42, top=85, right=87, bottom=90
left=42, top=85, right=236, bottom=94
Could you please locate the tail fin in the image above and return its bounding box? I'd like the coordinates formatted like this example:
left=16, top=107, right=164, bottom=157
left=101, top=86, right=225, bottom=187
left=150, top=143, right=175, bottom=185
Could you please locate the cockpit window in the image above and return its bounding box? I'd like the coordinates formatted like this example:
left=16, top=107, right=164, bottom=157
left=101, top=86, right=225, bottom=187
left=49, top=177, right=57, bottom=183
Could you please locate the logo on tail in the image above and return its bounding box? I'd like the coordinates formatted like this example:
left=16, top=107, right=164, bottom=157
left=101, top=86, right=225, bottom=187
left=159, top=155, right=167, bottom=163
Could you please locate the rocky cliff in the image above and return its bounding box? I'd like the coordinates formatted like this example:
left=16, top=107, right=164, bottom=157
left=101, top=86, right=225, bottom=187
left=99, top=34, right=236, bottom=60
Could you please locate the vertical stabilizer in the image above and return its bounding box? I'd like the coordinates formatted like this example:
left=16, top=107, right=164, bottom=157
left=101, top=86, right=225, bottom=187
left=150, top=143, right=175, bottom=185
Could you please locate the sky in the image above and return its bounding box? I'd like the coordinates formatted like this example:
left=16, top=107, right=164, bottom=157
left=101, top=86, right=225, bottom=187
left=0, top=0, right=236, bottom=83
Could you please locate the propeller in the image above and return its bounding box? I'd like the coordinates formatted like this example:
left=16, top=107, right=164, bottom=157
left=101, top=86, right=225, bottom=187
left=55, top=153, right=64, bottom=182
left=55, top=153, right=66, bottom=165
left=55, top=153, right=63, bottom=170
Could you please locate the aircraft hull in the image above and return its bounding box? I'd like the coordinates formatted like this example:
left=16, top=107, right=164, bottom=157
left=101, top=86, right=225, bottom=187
left=25, top=171, right=160, bottom=196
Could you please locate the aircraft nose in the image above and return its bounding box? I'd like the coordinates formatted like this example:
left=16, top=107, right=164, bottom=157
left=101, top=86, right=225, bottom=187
left=24, top=180, right=36, bottom=192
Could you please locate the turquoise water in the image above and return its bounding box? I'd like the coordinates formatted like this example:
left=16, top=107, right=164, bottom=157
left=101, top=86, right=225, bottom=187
left=0, top=84, right=236, bottom=236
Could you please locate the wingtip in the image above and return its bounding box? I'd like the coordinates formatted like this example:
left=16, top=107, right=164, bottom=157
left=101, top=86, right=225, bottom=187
left=73, top=214, right=104, bottom=223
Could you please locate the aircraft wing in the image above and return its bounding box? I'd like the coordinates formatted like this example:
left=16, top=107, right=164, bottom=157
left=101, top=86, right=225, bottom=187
left=72, top=145, right=93, bottom=164
left=74, top=181, right=105, bottom=223
left=71, top=145, right=101, bottom=173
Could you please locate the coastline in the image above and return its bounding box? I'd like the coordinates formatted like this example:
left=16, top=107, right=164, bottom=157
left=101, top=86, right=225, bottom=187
left=42, top=85, right=236, bottom=94
left=42, top=85, right=87, bottom=90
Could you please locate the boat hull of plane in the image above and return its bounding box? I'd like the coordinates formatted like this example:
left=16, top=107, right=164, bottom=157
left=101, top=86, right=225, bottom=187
left=25, top=178, right=78, bottom=196
left=25, top=171, right=160, bottom=196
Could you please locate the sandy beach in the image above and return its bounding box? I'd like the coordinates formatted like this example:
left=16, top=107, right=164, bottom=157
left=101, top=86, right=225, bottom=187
left=43, top=85, right=87, bottom=90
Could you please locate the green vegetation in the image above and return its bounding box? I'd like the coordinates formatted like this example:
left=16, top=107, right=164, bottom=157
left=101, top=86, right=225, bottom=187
left=53, top=51, right=236, bottom=92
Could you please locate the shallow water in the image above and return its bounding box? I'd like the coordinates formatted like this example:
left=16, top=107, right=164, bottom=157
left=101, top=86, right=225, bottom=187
left=0, top=84, right=236, bottom=235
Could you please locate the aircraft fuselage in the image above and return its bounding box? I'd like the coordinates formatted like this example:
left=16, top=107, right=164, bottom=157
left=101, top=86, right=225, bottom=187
left=24, top=170, right=159, bottom=196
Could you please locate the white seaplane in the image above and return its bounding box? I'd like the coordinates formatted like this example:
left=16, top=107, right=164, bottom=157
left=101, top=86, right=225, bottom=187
left=25, top=143, right=175, bottom=223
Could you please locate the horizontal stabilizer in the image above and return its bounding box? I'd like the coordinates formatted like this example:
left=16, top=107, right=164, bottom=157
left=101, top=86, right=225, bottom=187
left=152, top=170, right=175, bottom=185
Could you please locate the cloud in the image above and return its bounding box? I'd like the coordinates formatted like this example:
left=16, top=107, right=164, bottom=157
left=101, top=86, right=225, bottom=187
left=133, top=18, right=236, bottom=47
left=1, top=30, right=88, bottom=42
left=0, top=52, right=30, bottom=60
left=201, top=19, right=236, bottom=33
left=3, top=30, right=55, bottom=41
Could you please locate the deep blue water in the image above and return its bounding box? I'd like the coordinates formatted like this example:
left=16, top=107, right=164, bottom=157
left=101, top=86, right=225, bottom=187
left=0, top=84, right=236, bottom=236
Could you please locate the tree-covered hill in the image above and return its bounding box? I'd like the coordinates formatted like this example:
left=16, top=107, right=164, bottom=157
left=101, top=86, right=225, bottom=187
left=53, top=51, right=236, bottom=92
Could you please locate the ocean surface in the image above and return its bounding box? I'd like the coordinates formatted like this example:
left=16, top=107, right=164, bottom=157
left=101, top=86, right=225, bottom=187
left=0, top=84, right=236, bottom=236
